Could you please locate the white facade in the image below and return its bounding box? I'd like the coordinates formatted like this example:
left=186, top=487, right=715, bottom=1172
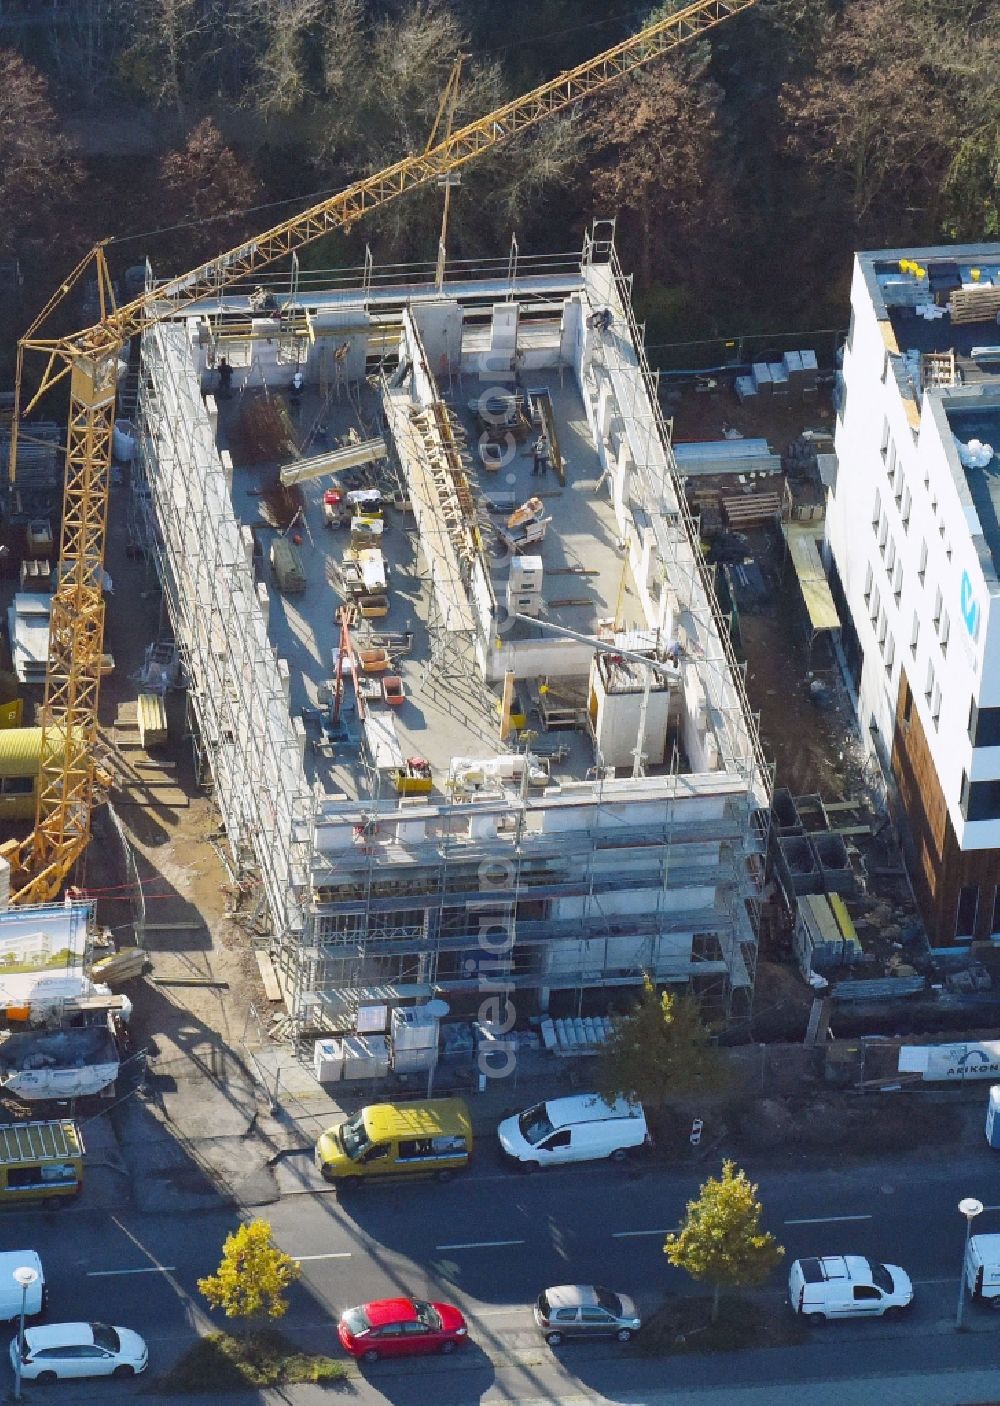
left=828, top=243, right=1000, bottom=852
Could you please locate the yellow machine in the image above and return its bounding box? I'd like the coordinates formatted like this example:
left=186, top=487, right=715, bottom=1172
left=7, top=0, right=756, bottom=905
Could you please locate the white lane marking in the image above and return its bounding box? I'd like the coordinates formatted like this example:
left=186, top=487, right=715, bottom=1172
left=87, top=1266, right=178, bottom=1277
left=784, top=1214, right=873, bottom=1225
left=293, top=1252, right=352, bottom=1261
left=612, top=1228, right=676, bottom=1238
left=436, top=1239, right=526, bottom=1250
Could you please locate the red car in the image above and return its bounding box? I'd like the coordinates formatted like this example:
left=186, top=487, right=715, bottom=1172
left=338, top=1297, right=468, bottom=1363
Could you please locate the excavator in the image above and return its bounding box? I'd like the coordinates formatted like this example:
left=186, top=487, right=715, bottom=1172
left=6, top=0, right=756, bottom=906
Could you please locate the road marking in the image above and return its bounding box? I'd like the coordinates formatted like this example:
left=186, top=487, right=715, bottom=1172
left=784, top=1214, right=873, bottom=1225
left=612, top=1229, right=676, bottom=1238
left=293, top=1252, right=352, bottom=1261
left=436, top=1239, right=526, bottom=1251
left=87, top=1266, right=178, bottom=1277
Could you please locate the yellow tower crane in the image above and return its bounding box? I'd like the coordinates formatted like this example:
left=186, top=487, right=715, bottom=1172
left=7, top=0, right=756, bottom=905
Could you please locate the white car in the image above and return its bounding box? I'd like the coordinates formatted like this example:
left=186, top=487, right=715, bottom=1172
left=788, top=1256, right=913, bottom=1323
left=497, top=1094, right=649, bottom=1168
left=10, top=1322, right=148, bottom=1382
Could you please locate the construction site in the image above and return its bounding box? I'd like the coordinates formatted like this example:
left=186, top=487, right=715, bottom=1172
left=126, top=229, right=770, bottom=1043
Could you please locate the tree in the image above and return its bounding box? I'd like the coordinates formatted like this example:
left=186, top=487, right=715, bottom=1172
left=156, top=118, right=262, bottom=269
left=584, top=39, right=725, bottom=287
left=0, top=50, right=81, bottom=254
left=665, top=1161, right=783, bottom=1321
left=778, top=0, right=964, bottom=236
left=597, top=976, right=729, bottom=1110
left=198, top=1220, right=300, bottom=1324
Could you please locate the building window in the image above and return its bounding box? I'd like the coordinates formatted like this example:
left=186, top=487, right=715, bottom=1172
left=945, top=538, right=952, bottom=562
left=918, top=539, right=928, bottom=583
left=863, top=562, right=873, bottom=604
left=956, top=884, right=980, bottom=940
left=902, top=679, right=913, bottom=725
left=932, top=587, right=942, bottom=630
left=901, top=487, right=912, bottom=530
left=872, top=489, right=882, bottom=529
left=963, top=777, right=1000, bottom=822
left=925, top=659, right=935, bottom=705
left=886, top=536, right=896, bottom=574
left=932, top=682, right=942, bottom=728
left=940, top=610, right=950, bottom=655
left=878, top=513, right=888, bottom=554
left=893, top=561, right=903, bottom=604
left=870, top=584, right=881, bottom=626
left=880, top=416, right=890, bottom=459
left=969, top=705, right=1000, bottom=748
left=910, top=611, right=920, bottom=656
left=884, top=635, right=895, bottom=675
left=877, top=608, right=887, bottom=648
left=894, top=464, right=904, bottom=506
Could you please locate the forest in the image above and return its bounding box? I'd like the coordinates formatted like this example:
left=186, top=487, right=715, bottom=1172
left=0, top=0, right=996, bottom=363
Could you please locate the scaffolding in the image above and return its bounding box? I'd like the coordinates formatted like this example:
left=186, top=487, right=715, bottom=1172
left=132, top=230, right=771, bottom=1038
left=133, top=321, right=313, bottom=951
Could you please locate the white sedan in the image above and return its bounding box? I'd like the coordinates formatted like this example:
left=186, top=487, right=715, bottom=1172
left=10, top=1322, right=148, bottom=1382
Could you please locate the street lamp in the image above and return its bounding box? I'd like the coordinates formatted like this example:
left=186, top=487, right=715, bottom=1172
left=11, top=1265, right=39, bottom=1402
left=956, top=1197, right=984, bottom=1330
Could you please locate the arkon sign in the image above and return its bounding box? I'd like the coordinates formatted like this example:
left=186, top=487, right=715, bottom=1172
left=961, top=569, right=981, bottom=641
left=900, top=1041, right=1000, bottom=1082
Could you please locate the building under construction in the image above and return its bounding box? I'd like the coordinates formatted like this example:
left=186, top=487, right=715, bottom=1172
left=130, top=226, right=770, bottom=1036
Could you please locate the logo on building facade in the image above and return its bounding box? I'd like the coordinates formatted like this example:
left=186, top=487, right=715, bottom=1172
left=961, top=570, right=981, bottom=640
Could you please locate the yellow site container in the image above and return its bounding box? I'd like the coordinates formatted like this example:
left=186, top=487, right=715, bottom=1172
left=0, top=726, right=74, bottom=821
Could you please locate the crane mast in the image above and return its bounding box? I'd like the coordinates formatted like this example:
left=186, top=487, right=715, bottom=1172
left=9, top=0, right=756, bottom=904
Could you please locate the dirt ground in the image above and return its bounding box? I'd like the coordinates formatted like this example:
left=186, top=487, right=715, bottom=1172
left=76, top=481, right=270, bottom=1078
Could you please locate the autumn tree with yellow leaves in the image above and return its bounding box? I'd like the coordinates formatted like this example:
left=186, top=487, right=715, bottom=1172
left=198, top=1220, right=301, bottom=1325
left=665, top=1161, right=783, bottom=1322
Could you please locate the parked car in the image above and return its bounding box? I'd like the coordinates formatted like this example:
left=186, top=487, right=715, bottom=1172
left=10, top=1323, right=148, bottom=1382
left=498, top=1093, right=649, bottom=1168
left=788, top=1256, right=913, bottom=1323
left=0, top=1252, right=45, bottom=1322
left=337, top=1297, right=468, bottom=1362
left=534, top=1285, right=641, bottom=1345
left=964, top=1234, right=1000, bottom=1308
left=315, top=1099, right=472, bottom=1185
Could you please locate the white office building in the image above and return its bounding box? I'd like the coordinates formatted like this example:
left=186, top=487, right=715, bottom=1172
left=827, top=243, right=1000, bottom=943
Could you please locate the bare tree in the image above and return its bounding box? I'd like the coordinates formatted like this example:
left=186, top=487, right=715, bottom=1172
left=585, top=54, right=725, bottom=286
left=156, top=117, right=262, bottom=269
left=0, top=49, right=81, bottom=254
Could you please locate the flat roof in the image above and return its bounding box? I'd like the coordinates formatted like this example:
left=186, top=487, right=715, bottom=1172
left=217, top=367, right=647, bottom=802
left=948, top=403, right=1000, bottom=576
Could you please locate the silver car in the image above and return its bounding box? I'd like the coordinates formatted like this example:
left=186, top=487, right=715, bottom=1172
left=534, top=1285, right=641, bottom=1345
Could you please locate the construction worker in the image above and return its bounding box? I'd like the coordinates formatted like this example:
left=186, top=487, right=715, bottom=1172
left=532, top=434, right=549, bottom=476
left=217, top=357, right=233, bottom=399
left=290, top=370, right=304, bottom=412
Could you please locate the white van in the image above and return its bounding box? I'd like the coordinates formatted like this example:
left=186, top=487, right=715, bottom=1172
left=497, top=1094, right=649, bottom=1168
left=0, top=1251, right=45, bottom=1322
left=965, top=1233, right=1000, bottom=1308
left=788, top=1256, right=913, bottom=1323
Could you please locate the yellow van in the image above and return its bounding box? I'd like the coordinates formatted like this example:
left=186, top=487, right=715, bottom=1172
left=315, top=1099, right=472, bottom=1185
left=0, top=1120, right=85, bottom=1203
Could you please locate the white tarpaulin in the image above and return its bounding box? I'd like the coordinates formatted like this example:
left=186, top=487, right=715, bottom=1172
left=899, top=1041, right=1000, bottom=1082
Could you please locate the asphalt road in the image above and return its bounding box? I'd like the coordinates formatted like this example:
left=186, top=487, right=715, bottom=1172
left=8, top=1146, right=1000, bottom=1403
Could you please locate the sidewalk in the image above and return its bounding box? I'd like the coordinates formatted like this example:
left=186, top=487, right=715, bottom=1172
left=110, top=1036, right=566, bottom=1210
